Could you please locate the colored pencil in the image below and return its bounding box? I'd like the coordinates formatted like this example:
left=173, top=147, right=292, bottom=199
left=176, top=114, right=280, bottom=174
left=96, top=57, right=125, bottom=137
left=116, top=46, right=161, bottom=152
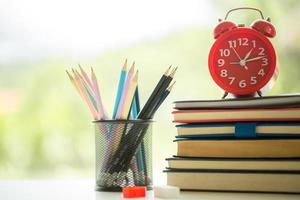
left=116, top=62, right=135, bottom=119
left=131, top=89, right=138, bottom=118
left=66, top=70, right=82, bottom=97
left=74, top=69, right=98, bottom=112
left=113, top=60, right=128, bottom=119
left=79, top=64, right=94, bottom=94
left=120, top=71, right=138, bottom=119
left=130, top=85, right=145, bottom=185
left=72, top=69, right=98, bottom=119
left=91, top=67, right=106, bottom=120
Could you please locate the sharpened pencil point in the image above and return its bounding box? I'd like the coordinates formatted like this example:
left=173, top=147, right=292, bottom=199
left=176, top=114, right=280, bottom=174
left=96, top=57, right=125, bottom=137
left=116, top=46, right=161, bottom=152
left=122, top=59, right=128, bottom=71
left=169, top=67, right=178, bottom=78
left=133, top=70, right=138, bottom=81
left=78, top=64, right=85, bottom=74
left=129, top=62, right=135, bottom=74
left=164, top=65, right=172, bottom=76
left=74, top=69, right=82, bottom=79
left=91, top=67, right=96, bottom=79
left=167, top=81, right=176, bottom=91
left=71, top=69, right=78, bottom=78
left=66, top=70, right=73, bottom=80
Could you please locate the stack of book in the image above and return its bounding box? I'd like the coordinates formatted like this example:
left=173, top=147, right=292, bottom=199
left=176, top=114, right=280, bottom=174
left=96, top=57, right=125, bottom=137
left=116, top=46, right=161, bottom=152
left=165, top=94, right=300, bottom=193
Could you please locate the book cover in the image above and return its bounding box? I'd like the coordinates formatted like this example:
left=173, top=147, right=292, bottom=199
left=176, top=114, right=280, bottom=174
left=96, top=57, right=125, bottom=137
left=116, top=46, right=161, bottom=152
left=175, top=139, right=300, bottom=158
left=174, top=94, right=300, bottom=110
left=166, top=157, right=300, bottom=171
left=172, top=107, right=300, bottom=123
left=165, top=169, right=300, bottom=193
left=175, top=122, right=300, bottom=139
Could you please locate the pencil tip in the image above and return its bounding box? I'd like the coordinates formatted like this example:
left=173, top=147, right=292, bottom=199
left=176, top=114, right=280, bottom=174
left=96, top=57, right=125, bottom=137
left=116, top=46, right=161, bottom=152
left=74, top=69, right=81, bottom=77
left=168, top=81, right=176, bottom=91
left=164, top=65, right=172, bottom=75
left=129, top=62, right=135, bottom=73
left=66, top=70, right=73, bottom=79
left=133, top=70, right=138, bottom=81
left=170, top=67, right=178, bottom=78
left=122, top=59, right=127, bottom=71
left=91, top=67, right=96, bottom=79
left=78, top=64, right=84, bottom=71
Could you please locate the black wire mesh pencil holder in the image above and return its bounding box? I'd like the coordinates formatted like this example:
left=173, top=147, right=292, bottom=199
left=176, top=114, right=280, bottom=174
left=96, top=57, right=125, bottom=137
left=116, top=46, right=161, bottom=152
left=93, top=119, right=153, bottom=191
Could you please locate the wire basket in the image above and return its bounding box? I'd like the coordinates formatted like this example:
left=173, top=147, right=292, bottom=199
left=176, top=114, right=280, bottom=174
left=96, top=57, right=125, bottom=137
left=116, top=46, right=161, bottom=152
left=93, top=119, right=153, bottom=191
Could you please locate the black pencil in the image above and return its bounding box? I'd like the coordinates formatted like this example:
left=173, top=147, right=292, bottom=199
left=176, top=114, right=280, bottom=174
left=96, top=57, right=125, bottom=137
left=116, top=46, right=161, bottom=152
left=137, top=66, right=171, bottom=119
left=152, top=81, right=175, bottom=114
left=142, top=67, right=177, bottom=119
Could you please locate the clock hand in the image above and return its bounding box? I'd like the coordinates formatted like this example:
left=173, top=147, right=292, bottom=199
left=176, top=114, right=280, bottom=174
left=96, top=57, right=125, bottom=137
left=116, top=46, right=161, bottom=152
left=231, top=47, right=242, bottom=61
left=243, top=48, right=254, bottom=61
left=245, top=55, right=266, bottom=62
left=230, top=61, right=248, bottom=70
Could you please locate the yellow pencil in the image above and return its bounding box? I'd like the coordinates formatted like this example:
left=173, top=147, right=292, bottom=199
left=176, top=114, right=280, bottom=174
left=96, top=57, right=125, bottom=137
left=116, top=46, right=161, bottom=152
left=66, top=70, right=82, bottom=97
left=120, top=71, right=138, bottom=119
left=72, top=69, right=98, bottom=119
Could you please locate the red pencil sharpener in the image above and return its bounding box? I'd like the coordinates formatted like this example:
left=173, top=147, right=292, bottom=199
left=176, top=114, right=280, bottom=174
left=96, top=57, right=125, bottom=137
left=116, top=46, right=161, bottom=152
left=122, top=186, right=146, bottom=198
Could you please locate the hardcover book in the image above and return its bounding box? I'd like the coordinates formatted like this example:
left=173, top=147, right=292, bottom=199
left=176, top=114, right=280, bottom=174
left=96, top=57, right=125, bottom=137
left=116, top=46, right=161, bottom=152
left=166, top=157, right=300, bottom=171
left=172, top=107, right=300, bottom=123
left=174, top=94, right=300, bottom=110
left=175, top=122, right=300, bottom=139
left=176, top=139, right=300, bottom=158
left=165, top=169, right=300, bottom=193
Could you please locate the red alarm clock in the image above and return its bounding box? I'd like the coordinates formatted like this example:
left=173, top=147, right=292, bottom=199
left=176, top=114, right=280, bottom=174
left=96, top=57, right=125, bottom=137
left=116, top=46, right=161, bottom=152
left=208, top=7, right=277, bottom=98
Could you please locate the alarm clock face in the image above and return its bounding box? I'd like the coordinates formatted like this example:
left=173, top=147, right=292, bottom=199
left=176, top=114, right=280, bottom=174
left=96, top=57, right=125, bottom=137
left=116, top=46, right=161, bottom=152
left=208, top=28, right=276, bottom=95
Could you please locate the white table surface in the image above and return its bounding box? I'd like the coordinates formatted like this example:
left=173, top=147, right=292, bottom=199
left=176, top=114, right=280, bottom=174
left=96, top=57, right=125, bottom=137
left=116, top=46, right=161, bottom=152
left=0, top=180, right=299, bottom=200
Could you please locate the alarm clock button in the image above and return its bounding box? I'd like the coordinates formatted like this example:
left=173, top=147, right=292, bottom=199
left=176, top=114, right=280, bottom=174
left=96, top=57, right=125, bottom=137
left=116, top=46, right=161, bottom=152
left=251, top=20, right=276, bottom=38
left=214, top=20, right=237, bottom=39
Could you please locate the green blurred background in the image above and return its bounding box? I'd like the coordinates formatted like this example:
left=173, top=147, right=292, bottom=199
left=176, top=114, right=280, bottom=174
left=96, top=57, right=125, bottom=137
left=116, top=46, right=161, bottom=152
left=0, top=0, right=299, bottom=183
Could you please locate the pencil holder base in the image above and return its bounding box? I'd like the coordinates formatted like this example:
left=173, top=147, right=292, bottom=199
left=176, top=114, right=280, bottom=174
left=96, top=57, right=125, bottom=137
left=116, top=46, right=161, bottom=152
left=95, top=185, right=153, bottom=192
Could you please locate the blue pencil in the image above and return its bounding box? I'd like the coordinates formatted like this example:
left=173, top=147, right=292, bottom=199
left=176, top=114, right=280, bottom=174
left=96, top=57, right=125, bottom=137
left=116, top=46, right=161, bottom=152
left=131, top=87, right=146, bottom=185
left=113, top=60, right=128, bottom=119
left=131, top=87, right=139, bottom=118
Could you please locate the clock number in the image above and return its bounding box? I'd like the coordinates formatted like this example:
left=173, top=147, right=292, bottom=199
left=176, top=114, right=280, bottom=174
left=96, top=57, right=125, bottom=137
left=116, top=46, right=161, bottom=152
left=228, top=38, right=248, bottom=48
left=220, top=69, right=228, bottom=77
left=250, top=76, right=257, bottom=85
left=252, top=40, right=256, bottom=48
left=262, top=58, right=268, bottom=66
left=239, top=80, right=247, bottom=88
left=228, top=77, right=235, bottom=85
left=218, top=59, right=225, bottom=67
left=219, top=49, right=230, bottom=57
left=238, top=38, right=248, bottom=46
left=228, top=40, right=237, bottom=48
left=258, top=48, right=265, bottom=56
left=258, top=68, right=265, bottom=76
